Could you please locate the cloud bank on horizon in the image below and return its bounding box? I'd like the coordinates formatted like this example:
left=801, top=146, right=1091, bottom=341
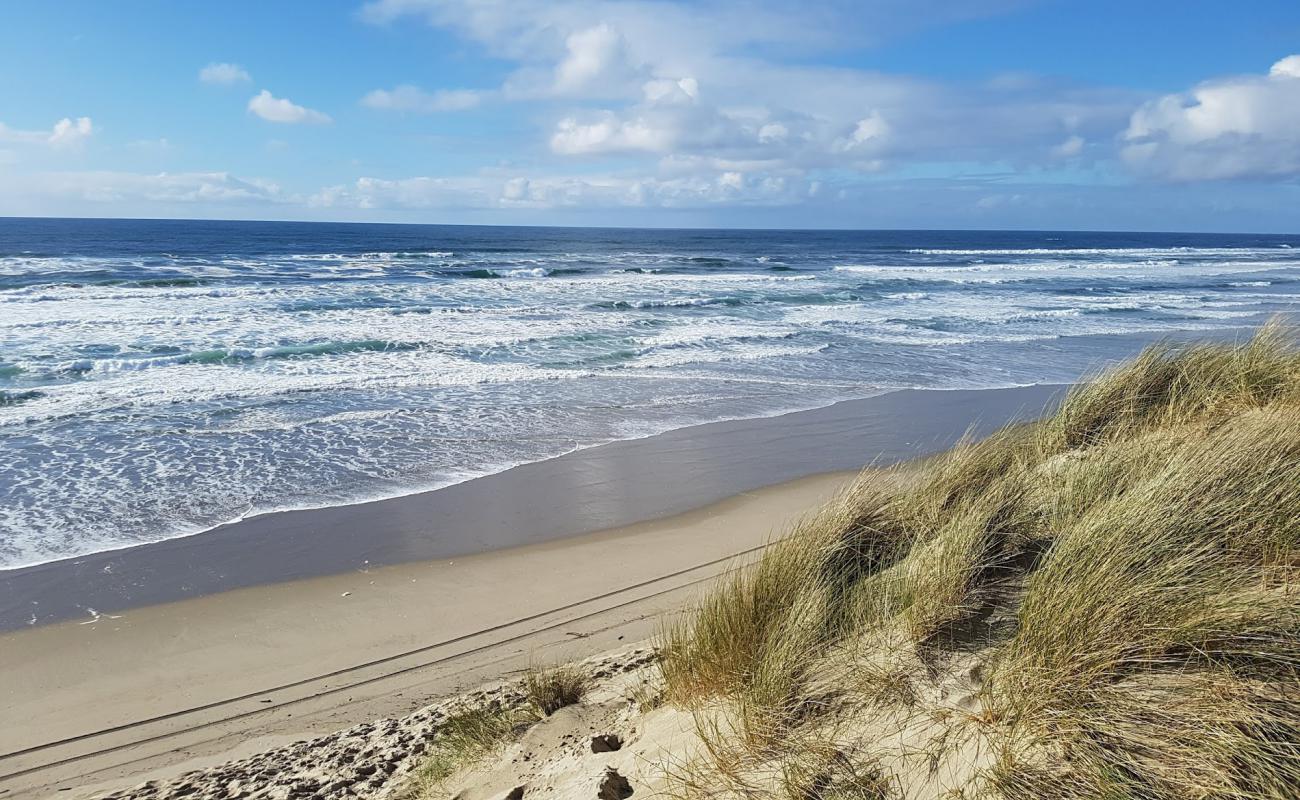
left=0, top=0, right=1298, bottom=230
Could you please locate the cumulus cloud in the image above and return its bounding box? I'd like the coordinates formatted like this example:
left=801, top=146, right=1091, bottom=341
left=552, top=23, right=642, bottom=96
left=361, top=85, right=482, bottom=112
left=48, top=116, right=94, bottom=149
left=551, top=113, right=676, bottom=155
left=1269, top=55, right=1300, bottom=79
left=199, top=62, right=251, bottom=85
left=49, top=117, right=94, bottom=148
left=247, top=90, right=331, bottom=124
left=832, top=111, right=891, bottom=154
left=1122, top=55, right=1300, bottom=180
left=0, top=116, right=93, bottom=149
left=549, top=74, right=711, bottom=155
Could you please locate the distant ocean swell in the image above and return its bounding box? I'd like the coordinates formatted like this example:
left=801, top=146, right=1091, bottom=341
left=1, top=220, right=1298, bottom=569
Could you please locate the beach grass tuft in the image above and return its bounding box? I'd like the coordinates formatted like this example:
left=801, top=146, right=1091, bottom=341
left=659, top=321, right=1300, bottom=799
left=407, top=701, right=538, bottom=794
left=524, top=661, right=589, bottom=716
left=403, top=660, right=589, bottom=796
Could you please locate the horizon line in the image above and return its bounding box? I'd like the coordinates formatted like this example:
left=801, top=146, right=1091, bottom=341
left=1, top=215, right=1297, bottom=238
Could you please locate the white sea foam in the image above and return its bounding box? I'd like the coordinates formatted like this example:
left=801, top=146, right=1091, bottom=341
left=904, top=246, right=1295, bottom=258
left=4, top=233, right=1299, bottom=568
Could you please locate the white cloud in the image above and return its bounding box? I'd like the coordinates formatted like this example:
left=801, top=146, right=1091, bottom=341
left=1269, top=55, right=1300, bottom=79
left=360, top=85, right=482, bottom=112
left=247, top=90, right=331, bottom=124
left=552, top=23, right=641, bottom=96
left=833, top=111, right=890, bottom=154
left=0, top=116, right=94, bottom=149
left=549, top=74, right=768, bottom=157
left=551, top=113, right=677, bottom=155
left=1052, top=134, right=1085, bottom=158
left=1123, top=55, right=1300, bottom=180
left=49, top=117, right=94, bottom=148
left=199, top=62, right=251, bottom=85
left=851, top=113, right=889, bottom=144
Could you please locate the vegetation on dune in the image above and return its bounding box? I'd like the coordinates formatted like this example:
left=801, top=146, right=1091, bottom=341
left=660, top=322, right=1300, bottom=799
left=524, top=661, right=590, bottom=716
left=404, top=660, right=590, bottom=797
left=405, top=701, right=538, bottom=794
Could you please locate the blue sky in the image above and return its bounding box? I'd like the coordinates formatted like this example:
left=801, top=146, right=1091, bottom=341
left=1, top=0, right=1299, bottom=230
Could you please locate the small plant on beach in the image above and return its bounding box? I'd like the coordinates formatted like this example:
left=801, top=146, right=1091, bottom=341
left=658, top=321, right=1300, bottom=800
left=524, top=661, right=589, bottom=716
left=407, top=701, right=537, bottom=794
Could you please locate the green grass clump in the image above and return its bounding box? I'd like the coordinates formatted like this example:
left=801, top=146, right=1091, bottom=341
left=524, top=661, right=589, bottom=716
left=659, top=321, right=1300, bottom=799
left=406, top=660, right=590, bottom=796
left=407, top=701, right=537, bottom=794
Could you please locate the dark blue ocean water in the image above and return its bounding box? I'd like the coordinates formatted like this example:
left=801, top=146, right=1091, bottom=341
left=2, top=218, right=1298, bottom=567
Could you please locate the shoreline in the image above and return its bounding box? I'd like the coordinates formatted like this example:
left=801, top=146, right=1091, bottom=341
left=0, top=383, right=1064, bottom=631
left=2, top=470, right=855, bottom=798
left=0, top=389, right=904, bottom=576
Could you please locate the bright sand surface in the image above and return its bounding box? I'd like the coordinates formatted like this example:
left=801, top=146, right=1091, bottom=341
left=0, top=384, right=1062, bottom=798
left=0, top=471, right=854, bottom=798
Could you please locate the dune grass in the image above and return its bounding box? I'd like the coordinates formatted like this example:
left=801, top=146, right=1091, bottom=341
left=659, top=322, right=1300, bottom=799
left=406, top=701, right=538, bottom=794
left=406, top=660, right=593, bottom=795
left=403, top=660, right=591, bottom=796
left=524, top=661, right=589, bottom=716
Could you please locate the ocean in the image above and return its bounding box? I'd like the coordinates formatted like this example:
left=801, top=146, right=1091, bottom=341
left=1, top=218, right=1297, bottom=569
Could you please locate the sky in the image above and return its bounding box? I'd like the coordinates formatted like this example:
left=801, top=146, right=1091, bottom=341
left=1, top=0, right=1299, bottom=231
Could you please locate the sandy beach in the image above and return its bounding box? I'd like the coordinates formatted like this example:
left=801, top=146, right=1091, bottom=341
left=0, top=471, right=852, bottom=798
left=0, top=384, right=1061, bottom=798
